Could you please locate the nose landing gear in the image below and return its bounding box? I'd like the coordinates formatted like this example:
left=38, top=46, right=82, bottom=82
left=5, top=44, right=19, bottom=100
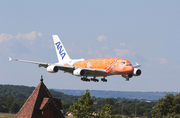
left=126, top=77, right=129, bottom=81
left=122, top=74, right=131, bottom=81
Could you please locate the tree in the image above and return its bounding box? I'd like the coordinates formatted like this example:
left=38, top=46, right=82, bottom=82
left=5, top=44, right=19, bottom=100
left=96, top=104, right=119, bottom=118
left=5, top=95, right=14, bottom=109
left=101, top=98, right=115, bottom=106
left=69, top=90, right=94, bottom=118
left=9, top=102, right=20, bottom=113
left=152, top=93, right=180, bottom=118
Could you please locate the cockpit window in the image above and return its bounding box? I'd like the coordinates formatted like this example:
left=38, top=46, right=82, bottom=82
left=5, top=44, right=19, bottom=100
left=126, top=64, right=132, bottom=66
left=121, top=62, right=125, bottom=65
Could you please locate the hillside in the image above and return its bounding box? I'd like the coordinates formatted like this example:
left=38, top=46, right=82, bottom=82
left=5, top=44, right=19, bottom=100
left=0, top=84, right=80, bottom=103
left=54, top=89, right=178, bottom=100
left=0, top=84, right=178, bottom=101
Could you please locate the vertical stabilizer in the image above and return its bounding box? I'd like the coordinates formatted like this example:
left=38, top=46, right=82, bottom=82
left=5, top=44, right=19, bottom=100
left=52, top=35, right=71, bottom=62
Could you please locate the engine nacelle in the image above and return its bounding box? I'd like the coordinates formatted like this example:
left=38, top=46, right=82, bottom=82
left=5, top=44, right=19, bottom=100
left=73, top=69, right=86, bottom=76
left=46, top=65, right=58, bottom=73
left=133, top=68, right=141, bottom=76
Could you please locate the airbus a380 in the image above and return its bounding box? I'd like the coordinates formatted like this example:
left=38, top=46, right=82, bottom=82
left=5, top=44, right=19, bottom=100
left=9, top=35, right=141, bottom=82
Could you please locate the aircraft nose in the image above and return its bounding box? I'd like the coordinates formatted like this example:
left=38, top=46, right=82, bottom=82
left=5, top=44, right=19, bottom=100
left=127, top=66, right=134, bottom=73
left=122, top=66, right=134, bottom=74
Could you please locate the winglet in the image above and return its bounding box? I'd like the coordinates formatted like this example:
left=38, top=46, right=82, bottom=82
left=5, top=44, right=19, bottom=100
left=9, top=57, right=12, bottom=62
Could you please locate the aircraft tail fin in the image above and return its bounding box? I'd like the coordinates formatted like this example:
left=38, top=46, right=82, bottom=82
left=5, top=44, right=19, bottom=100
left=52, top=35, right=71, bottom=62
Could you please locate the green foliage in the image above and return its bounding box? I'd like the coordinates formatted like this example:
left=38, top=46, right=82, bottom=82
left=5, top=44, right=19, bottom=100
left=93, top=98, right=155, bottom=118
left=93, top=98, right=116, bottom=113
left=5, top=95, right=13, bottom=109
left=152, top=93, right=180, bottom=118
left=9, top=102, right=20, bottom=113
left=69, top=90, right=94, bottom=118
left=49, top=89, right=79, bottom=103
left=62, top=102, right=72, bottom=113
left=96, top=104, right=119, bottom=118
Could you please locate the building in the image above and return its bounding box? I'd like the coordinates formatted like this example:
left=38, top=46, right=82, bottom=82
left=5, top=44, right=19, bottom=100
left=15, top=76, right=65, bottom=118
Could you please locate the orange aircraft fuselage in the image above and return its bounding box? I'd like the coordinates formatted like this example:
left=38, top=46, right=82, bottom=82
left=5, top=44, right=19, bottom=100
left=73, top=58, right=134, bottom=76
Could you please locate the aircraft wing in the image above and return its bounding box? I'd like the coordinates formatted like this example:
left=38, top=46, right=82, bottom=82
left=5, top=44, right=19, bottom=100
left=55, top=63, right=106, bottom=76
left=9, top=57, right=49, bottom=68
left=133, top=62, right=141, bottom=68
left=78, top=68, right=107, bottom=76
left=9, top=57, right=107, bottom=76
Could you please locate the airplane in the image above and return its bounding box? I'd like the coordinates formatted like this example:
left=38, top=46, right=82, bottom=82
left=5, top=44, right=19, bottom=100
left=9, top=35, right=141, bottom=82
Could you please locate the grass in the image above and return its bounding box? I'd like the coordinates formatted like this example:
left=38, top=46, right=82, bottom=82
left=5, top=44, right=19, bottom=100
left=0, top=114, right=15, bottom=118
left=0, top=114, right=73, bottom=118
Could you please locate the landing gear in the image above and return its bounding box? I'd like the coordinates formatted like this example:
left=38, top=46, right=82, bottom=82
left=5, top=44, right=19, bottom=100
left=101, top=77, right=107, bottom=82
left=126, top=77, right=129, bottom=81
left=90, top=77, right=99, bottom=82
left=81, top=76, right=90, bottom=82
left=81, top=76, right=107, bottom=82
left=122, top=75, right=131, bottom=81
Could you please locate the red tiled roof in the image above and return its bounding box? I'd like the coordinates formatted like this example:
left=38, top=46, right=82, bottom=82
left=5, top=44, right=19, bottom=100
left=15, top=81, right=65, bottom=118
left=39, top=98, right=49, bottom=110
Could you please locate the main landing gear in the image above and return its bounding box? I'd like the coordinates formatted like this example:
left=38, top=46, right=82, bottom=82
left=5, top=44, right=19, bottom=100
left=80, top=76, right=101, bottom=82
left=101, top=77, right=107, bottom=82
left=81, top=76, right=90, bottom=82
left=91, top=77, right=99, bottom=82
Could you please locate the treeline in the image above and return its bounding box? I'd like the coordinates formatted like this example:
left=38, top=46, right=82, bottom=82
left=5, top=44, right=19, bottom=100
left=68, top=90, right=157, bottom=118
left=152, top=93, right=180, bottom=118
left=0, top=85, right=34, bottom=113
left=91, top=98, right=156, bottom=118
left=55, top=89, right=178, bottom=100
left=0, top=84, right=157, bottom=117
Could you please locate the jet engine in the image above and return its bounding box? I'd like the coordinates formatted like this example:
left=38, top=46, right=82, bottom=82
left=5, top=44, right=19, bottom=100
left=46, top=65, right=58, bottom=73
left=133, top=68, right=141, bottom=76
left=73, top=69, right=86, bottom=76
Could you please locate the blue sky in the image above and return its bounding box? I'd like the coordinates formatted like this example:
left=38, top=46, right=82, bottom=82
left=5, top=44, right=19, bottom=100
left=0, top=1, right=180, bottom=91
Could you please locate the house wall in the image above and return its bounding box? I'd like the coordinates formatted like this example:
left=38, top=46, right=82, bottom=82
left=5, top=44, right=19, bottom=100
left=42, top=104, right=54, bottom=118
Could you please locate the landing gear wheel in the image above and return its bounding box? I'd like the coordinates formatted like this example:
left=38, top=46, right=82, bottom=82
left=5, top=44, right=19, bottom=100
left=90, top=77, right=99, bottom=82
left=81, top=76, right=90, bottom=82
left=101, top=78, right=107, bottom=82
